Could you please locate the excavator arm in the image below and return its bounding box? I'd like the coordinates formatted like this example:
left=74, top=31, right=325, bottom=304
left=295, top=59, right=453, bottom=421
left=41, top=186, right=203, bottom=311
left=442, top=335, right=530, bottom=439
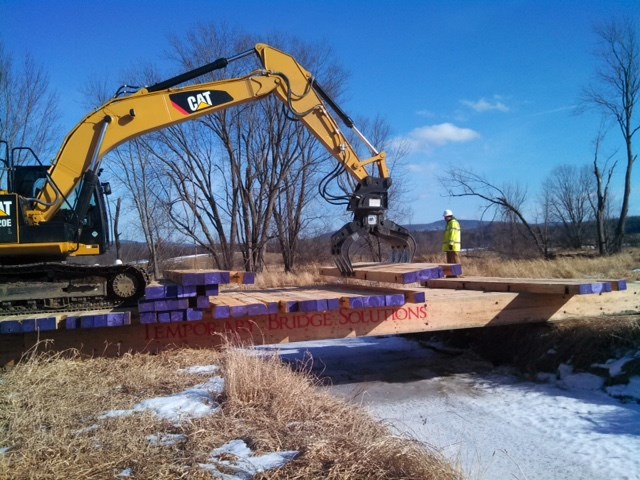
left=22, top=44, right=416, bottom=274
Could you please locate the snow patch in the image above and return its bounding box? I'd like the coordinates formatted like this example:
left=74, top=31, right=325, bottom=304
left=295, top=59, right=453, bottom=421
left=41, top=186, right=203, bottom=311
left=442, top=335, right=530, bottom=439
left=198, top=439, right=298, bottom=479
left=557, top=364, right=605, bottom=390
left=179, top=365, right=221, bottom=375
left=147, top=433, right=188, bottom=447
left=593, top=352, right=640, bottom=377
left=100, top=377, right=224, bottom=422
left=606, top=376, right=640, bottom=400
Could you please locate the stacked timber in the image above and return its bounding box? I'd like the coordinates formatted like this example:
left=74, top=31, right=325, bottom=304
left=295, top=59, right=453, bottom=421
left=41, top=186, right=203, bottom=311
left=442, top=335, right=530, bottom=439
left=319, top=262, right=462, bottom=283
left=138, top=269, right=256, bottom=324
left=425, top=277, right=628, bottom=295
left=0, top=308, right=132, bottom=335
left=0, top=315, right=63, bottom=334
left=217, top=285, right=420, bottom=316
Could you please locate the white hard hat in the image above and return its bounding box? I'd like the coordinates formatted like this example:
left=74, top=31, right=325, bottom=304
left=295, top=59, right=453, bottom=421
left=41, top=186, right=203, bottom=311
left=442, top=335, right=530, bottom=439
left=443, top=209, right=453, bottom=217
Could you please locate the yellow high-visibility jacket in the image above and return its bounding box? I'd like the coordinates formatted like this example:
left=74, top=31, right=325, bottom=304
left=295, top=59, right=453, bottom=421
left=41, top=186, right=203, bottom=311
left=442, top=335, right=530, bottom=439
left=442, top=218, right=461, bottom=252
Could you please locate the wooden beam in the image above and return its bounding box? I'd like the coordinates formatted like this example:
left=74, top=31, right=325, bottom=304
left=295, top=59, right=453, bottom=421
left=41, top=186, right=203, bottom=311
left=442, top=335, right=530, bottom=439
left=320, top=262, right=450, bottom=284
left=163, top=269, right=231, bottom=286
left=327, top=284, right=427, bottom=304
left=425, top=277, right=617, bottom=295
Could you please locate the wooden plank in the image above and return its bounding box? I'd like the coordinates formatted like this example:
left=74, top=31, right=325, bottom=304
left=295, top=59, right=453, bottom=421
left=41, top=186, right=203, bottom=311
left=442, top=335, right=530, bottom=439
left=312, top=285, right=401, bottom=309
left=229, top=271, right=256, bottom=285
left=210, top=294, right=268, bottom=317
left=144, top=281, right=198, bottom=300
left=425, top=277, right=615, bottom=295
left=223, top=292, right=278, bottom=315
left=234, top=288, right=302, bottom=313
left=328, top=284, right=427, bottom=304
left=163, top=269, right=231, bottom=286
left=319, top=262, right=449, bottom=284
left=597, top=279, right=627, bottom=291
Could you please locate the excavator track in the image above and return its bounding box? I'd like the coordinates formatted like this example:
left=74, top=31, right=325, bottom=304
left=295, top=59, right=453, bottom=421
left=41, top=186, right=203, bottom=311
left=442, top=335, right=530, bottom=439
left=0, top=263, right=149, bottom=315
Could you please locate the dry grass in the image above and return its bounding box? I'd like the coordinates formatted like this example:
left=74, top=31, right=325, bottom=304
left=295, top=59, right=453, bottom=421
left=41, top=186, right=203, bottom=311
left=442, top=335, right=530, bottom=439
left=0, top=347, right=462, bottom=480
left=168, top=247, right=640, bottom=289
left=418, top=249, right=640, bottom=280
left=253, top=264, right=323, bottom=289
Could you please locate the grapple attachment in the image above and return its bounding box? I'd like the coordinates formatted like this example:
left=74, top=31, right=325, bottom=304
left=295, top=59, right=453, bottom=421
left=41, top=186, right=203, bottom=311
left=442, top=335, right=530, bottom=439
left=330, top=177, right=417, bottom=276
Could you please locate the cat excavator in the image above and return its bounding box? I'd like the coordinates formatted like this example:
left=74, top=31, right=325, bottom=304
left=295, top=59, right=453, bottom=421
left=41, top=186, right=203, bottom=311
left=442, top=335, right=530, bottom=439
left=0, top=43, right=416, bottom=313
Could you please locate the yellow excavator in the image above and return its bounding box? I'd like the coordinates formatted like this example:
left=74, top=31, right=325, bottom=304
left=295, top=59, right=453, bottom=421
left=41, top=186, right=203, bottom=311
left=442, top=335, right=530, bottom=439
left=0, top=43, right=416, bottom=312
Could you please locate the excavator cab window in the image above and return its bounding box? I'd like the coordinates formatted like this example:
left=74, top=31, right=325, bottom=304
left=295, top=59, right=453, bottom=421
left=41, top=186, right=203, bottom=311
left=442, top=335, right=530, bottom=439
left=76, top=180, right=110, bottom=250
left=0, top=140, right=8, bottom=192
left=13, top=165, right=49, bottom=200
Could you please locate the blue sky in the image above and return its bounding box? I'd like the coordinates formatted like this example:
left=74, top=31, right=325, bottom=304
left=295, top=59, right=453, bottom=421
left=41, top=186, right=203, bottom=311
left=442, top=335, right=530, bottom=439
left=1, top=0, right=639, bottom=223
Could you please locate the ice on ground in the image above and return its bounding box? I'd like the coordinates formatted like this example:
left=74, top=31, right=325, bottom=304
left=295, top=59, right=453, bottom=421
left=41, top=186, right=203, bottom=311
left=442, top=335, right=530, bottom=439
left=276, top=335, right=640, bottom=480
left=179, top=365, right=220, bottom=375
left=147, top=433, right=188, bottom=447
left=100, top=377, right=224, bottom=422
left=557, top=363, right=605, bottom=390
left=198, top=439, right=298, bottom=480
left=593, top=352, right=640, bottom=377
left=117, top=468, right=133, bottom=477
left=607, top=376, right=640, bottom=401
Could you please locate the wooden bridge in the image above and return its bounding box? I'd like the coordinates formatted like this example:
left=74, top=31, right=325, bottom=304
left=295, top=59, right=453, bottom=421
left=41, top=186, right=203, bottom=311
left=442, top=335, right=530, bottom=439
left=1, top=263, right=637, bottom=365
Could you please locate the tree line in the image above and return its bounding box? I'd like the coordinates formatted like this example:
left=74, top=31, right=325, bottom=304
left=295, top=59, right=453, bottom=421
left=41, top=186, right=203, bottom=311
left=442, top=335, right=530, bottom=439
left=1, top=19, right=637, bottom=276
left=440, top=18, right=639, bottom=257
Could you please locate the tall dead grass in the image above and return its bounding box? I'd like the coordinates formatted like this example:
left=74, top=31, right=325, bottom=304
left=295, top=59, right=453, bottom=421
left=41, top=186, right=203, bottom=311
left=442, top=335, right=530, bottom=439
left=1, top=347, right=462, bottom=480
left=418, top=249, right=640, bottom=280
left=462, top=251, right=639, bottom=279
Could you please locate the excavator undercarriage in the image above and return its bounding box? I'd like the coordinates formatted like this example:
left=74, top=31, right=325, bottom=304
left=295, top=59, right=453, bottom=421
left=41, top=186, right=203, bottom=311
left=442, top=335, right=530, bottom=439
left=0, top=263, right=148, bottom=314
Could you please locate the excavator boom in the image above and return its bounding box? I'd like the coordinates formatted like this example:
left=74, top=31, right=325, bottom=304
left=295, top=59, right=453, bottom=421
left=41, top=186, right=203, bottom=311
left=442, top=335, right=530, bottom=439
left=0, top=43, right=415, bottom=312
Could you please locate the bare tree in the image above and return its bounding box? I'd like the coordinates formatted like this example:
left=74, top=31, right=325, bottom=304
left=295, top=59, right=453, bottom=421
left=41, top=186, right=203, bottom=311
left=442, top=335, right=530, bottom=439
left=160, top=27, right=349, bottom=272
left=440, top=168, right=550, bottom=257
left=151, top=123, right=238, bottom=270
left=588, top=129, right=618, bottom=254
left=581, top=17, right=639, bottom=252
left=272, top=119, right=322, bottom=271
left=542, top=164, right=593, bottom=249
left=107, top=140, right=171, bottom=278
left=0, top=41, right=59, bottom=186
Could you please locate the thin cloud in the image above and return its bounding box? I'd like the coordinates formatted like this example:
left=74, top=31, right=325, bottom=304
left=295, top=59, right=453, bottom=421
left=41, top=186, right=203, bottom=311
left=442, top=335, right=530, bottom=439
left=461, top=97, right=510, bottom=113
left=406, top=162, right=439, bottom=174
left=397, top=123, right=480, bottom=153
left=528, top=105, right=576, bottom=116
left=416, top=109, right=436, bottom=118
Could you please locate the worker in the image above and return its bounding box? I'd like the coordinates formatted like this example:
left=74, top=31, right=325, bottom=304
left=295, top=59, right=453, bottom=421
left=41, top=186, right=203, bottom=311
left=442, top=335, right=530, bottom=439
left=442, top=209, right=461, bottom=264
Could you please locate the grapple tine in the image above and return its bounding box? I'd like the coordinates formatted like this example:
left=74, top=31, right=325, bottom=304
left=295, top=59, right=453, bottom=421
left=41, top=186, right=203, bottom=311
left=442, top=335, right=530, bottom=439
left=373, top=219, right=416, bottom=264
left=331, top=220, right=365, bottom=276
left=330, top=176, right=416, bottom=276
left=331, top=217, right=416, bottom=276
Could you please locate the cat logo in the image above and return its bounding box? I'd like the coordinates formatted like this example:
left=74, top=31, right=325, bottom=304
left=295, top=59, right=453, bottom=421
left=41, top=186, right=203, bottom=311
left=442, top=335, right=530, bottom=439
left=170, top=90, right=234, bottom=116
left=0, top=200, right=11, bottom=217
left=0, top=198, right=14, bottom=231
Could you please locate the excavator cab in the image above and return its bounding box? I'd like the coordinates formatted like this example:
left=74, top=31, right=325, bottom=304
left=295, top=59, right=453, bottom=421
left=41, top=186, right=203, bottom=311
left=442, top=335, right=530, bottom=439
left=0, top=142, right=110, bottom=262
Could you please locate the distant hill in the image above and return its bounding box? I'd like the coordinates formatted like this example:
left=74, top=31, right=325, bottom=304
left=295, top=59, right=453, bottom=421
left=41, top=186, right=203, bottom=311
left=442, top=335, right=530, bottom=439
left=407, top=219, right=492, bottom=232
